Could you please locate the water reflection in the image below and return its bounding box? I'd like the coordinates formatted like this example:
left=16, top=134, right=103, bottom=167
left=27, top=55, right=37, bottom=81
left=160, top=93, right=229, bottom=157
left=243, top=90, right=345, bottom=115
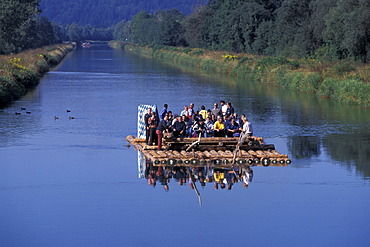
left=287, top=136, right=321, bottom=160
left=0, top=97, right=42, bottom=148
left=140, top=156, right=255, bottom=206
left=323, top=133, right=370, bottom=179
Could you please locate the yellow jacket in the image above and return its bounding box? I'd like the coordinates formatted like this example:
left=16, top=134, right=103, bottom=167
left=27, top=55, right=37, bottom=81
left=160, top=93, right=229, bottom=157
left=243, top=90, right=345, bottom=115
left=213, top=121, right=225, bottom=130
left=199, top=110, right=207, bottom=119
left=214, top=172, right=225, bottom=182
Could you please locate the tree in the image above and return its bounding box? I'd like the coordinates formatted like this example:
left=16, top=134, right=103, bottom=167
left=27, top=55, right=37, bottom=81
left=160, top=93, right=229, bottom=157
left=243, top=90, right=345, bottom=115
left=324, top=0, right=370, bottom=62
left=113, top=20, right=127, bottom=41
left=182, top=6, right=206, bottom=48
left=0, top=0, right=41, bottom=54
left=130, top=11, right=155, bottom=44
left=272, top=0, right=312, bottom=57
left=68, top=22, right=82, bottom=42
left=23, top=16, right=57, bottom=49
left=157, top=9, right=187, bottom=46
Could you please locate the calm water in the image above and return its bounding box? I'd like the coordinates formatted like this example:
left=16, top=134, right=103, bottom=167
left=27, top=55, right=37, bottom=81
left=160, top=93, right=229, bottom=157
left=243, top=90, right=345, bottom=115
left=1, top=45, right=369, bottom=247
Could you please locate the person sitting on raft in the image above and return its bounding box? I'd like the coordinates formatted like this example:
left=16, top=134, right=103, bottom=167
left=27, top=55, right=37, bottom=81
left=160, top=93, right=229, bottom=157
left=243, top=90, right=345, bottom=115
left=182, top=115, right=194, bottom=137
left=204, top=117, right=214, bottom=137
left=172, top=116, right=186, bottom=138
left=213, top=115, right=226, bottom=137
left=167, top=111, right=174, bottom=123
left=226, top=117, right=240, bottom=137
left=239, top=116, right=253, bottom=143
left=192, top=118, right=206, bottom=137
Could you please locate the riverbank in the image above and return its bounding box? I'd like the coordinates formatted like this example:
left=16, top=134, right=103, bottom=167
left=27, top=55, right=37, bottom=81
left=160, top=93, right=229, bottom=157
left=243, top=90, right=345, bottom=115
left=110, top=41, right=370, bottom=106
left=0, top=43, right=75, bottom=107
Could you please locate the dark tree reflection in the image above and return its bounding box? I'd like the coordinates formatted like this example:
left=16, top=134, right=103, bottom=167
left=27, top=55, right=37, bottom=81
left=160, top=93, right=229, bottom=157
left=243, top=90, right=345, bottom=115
left=323, top=133, right=370, bottom=179
left=287, top=136, right=321, bottom=160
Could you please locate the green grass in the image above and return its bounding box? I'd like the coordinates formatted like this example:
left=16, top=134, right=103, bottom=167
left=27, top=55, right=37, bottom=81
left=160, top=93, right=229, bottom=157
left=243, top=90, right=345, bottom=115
left=113, top=43, right=370, bottom=107
left=0, top=43, right=75, bottom=106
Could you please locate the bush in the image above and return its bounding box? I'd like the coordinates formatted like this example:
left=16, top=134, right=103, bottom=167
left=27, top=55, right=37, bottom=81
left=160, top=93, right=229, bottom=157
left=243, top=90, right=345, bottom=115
left=36, top=58, right=49, bottom=73
left=317, top=78, right=339, bottom=97
left=237, top=57, right=250, bottom=66
left=122, top=44, right=369, bottom=106
left=288, top=60, right=300, bottom=69
left=313, top=45, right=339, bottom=61
left=43, top=54, right=58, bottom=66
left=257, top=56, right=289, bottom=69
left=0, top=43, right=74, bottom=106
left=182, top=48, right=192, bottom=54
left=151, top=44, right=165, bottom=51
left=334, top=79, right=370, bottom=105
left=334, top=61, right=356, bottom=74
left=190, top=48, right=205, bottom=56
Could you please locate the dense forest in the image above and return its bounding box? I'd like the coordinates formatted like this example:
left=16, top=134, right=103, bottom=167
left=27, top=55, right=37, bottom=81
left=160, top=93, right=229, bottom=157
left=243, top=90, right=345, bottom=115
left=2, top=0, right=369, bottom=62
left=0, top=0, right=58, bottom=54
left=120, top=0, right=370, bottom=62
left=39, top=0, right=205, bottom=27
left=0, top=0, right=115, bottom=55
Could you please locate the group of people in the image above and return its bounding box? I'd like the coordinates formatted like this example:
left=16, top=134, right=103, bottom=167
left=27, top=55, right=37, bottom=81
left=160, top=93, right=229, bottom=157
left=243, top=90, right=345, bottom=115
left=144, top=101, right=253, bottom=149
left=145, top=163, right=254, bottom=191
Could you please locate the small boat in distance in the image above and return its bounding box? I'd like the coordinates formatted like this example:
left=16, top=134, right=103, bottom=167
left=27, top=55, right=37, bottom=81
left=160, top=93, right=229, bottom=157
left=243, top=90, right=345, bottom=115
left=81, top=42, right=90, bottom=48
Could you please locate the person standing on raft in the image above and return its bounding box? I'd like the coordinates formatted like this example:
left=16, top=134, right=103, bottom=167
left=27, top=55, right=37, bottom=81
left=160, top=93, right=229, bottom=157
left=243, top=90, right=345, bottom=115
left=156, top=114, right=170, bottom=150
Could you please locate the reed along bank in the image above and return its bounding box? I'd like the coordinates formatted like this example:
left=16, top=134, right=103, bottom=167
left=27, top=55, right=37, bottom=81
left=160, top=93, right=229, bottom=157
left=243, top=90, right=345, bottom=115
left=0, top=43, right=75, bottom=107
left=111, top=42, right=370, bottom=107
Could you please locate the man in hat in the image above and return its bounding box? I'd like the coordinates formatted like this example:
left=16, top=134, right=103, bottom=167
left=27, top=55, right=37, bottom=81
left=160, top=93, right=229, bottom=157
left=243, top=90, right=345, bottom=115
left=193, top=118, right=206, bottom=137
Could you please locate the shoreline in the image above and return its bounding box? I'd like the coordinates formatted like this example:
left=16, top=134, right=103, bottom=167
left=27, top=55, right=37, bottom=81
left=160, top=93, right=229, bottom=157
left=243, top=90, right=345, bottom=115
left=109, top=41, right=370, bottom=107
left=0, top=43, right=75, bottom=107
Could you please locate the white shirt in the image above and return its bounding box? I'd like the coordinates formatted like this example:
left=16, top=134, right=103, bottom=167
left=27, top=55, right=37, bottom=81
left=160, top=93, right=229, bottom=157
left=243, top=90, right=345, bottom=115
left=180, top=110, right=188, bottom=116
left=221, top=105, right=228, bottom=115
left=242, top=121, right=253, bottom=134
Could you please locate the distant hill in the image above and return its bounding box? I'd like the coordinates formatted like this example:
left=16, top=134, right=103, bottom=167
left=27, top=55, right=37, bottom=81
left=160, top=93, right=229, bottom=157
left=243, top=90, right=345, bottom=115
left=39, top=0, right=207, bottom=27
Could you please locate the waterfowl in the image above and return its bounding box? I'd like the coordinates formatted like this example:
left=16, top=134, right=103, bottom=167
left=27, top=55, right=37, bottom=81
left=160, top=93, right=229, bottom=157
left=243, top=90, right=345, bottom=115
left=21, top=107, right=26, bottom=111
left=26, top=111, right=31, bottom=114
left=15, top=112, right=21, bottom=115
left=54, top=116, right=59, bottom=120
left=66, top=110, right=71, bottom=113
left=69, top=116, right=75, bottom=120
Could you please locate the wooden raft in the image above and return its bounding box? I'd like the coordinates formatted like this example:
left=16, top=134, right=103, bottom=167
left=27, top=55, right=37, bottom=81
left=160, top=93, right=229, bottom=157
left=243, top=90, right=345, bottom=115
left=126, top=135, right=291, bottom=167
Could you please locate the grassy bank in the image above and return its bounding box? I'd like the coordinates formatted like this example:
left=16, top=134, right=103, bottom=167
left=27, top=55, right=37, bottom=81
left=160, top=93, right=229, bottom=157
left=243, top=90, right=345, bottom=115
left=0, top=43, right=75, bottom=107
left=111, top=41, right=370, bottom=106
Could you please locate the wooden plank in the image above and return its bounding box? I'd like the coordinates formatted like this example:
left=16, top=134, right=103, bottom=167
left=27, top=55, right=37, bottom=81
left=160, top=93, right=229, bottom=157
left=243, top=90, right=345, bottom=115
left=127, top=135, right=290, bottom=165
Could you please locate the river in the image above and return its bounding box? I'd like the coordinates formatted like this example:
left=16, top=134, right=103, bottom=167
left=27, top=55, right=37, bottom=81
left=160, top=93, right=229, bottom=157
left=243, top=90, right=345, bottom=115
left=1, top=45, right=369, bottom=247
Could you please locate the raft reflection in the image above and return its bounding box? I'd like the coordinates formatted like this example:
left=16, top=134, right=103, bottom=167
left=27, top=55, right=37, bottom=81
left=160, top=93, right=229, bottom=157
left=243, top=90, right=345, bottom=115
left=141, top=160, right=253, bottom=191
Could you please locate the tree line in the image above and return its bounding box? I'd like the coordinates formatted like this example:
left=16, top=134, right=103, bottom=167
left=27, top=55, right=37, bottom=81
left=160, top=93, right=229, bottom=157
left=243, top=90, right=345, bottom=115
left=2, top=0, right=369, bottom=62
left=39, top=0, right=203, bottom=27
left=116, top=0, right=370, bottom=62
left=0, top=0, right=113, bottom=55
